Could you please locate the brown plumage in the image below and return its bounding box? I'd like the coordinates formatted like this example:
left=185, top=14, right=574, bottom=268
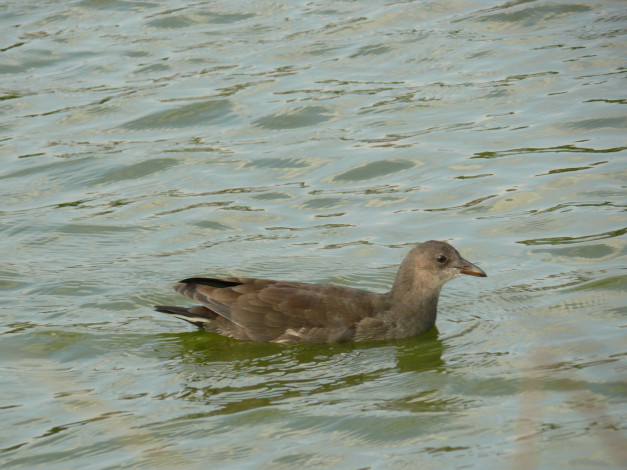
left=155, top=240, right=486, bottom=344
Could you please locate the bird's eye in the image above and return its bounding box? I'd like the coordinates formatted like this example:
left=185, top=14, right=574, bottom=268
left=436, top=255, right=447, bottom=263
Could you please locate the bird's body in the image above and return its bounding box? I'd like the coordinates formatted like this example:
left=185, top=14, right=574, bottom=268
left=155, top=240, right=486, bottom=344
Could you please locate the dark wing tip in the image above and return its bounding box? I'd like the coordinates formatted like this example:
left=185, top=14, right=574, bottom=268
left=154, top=305, right=217, bottom=329
left=178, top=277, right=243, bottom=288
left=155, top=305, right=190, bottom=315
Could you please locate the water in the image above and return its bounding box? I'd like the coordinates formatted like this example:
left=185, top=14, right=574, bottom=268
left=1, top=0, right=626, bottom=468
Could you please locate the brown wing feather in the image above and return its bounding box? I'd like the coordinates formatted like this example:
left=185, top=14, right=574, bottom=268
left=172, top=277, right=388, bottom=343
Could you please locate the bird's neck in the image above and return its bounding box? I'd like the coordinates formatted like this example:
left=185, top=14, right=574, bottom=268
left=372, top=258, right=442, bottom=338
left=382, top=285, right=440, bottom=338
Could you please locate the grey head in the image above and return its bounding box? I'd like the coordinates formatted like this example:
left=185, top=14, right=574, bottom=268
left=391, top=240, right=486, bottom=296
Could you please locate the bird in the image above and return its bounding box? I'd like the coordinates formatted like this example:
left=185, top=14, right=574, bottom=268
left=155, top=240, right=486, bottom=344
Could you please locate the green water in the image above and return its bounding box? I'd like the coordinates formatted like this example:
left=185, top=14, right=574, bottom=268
left=1, top=0, right=626, bottom=468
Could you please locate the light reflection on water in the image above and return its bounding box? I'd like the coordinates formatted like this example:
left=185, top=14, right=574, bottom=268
left=1, top=0, right=626, bottom=468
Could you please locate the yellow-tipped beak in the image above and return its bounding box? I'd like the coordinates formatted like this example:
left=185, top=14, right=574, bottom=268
left=458, top=259, right=487, bottom=277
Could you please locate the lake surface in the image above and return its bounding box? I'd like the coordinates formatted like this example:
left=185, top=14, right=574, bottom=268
left=1, top=0, right=626, bottom=468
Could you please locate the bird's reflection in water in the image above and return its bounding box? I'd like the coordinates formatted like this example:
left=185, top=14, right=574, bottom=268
left=155, top=328, right=446, bottom=416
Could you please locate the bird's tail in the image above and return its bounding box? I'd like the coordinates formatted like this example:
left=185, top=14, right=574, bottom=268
left=155, top=305, right=217, bottom=328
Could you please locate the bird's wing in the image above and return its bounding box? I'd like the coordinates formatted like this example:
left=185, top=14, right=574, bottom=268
left=173, top=277, right=381, bottom=342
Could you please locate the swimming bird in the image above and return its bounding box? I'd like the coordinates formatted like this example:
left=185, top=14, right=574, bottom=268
left=155, top=240, right=486, bottom=344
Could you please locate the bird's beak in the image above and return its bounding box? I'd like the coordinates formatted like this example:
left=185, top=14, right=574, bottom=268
left=457, top=258, right=487, bottom=277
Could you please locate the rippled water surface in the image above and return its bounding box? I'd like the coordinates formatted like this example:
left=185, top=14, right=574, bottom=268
left=1, top=0, right=626, bottom=468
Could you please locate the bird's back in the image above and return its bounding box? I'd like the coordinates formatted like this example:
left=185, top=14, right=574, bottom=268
left=166, top=277, right=389, bottom=343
